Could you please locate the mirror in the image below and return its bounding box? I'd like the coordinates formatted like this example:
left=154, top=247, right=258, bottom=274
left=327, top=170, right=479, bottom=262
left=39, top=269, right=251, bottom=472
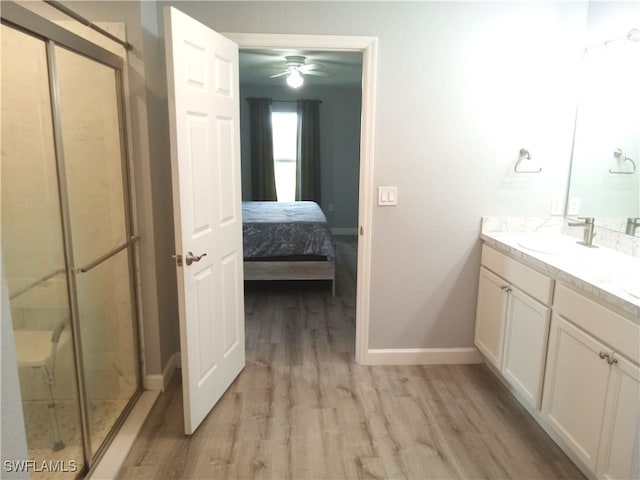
left=566, top=29, right=640, bottom=237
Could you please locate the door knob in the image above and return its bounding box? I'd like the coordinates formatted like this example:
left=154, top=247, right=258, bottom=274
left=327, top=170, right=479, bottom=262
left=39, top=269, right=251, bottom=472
left=185, top=252, right=207, bottom=266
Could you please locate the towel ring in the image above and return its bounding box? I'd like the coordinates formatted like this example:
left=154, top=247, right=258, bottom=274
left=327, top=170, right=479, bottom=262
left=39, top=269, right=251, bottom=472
left=514, top=148, right=542, bottom=174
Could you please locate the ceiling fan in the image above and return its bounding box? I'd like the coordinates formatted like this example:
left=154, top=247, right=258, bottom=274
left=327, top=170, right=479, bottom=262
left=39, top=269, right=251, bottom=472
left=269, top=55, right=322, bottom=88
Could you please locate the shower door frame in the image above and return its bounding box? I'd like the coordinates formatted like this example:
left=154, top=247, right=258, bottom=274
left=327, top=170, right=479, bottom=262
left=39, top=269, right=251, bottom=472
left=1, top=2, right=144, bottom=474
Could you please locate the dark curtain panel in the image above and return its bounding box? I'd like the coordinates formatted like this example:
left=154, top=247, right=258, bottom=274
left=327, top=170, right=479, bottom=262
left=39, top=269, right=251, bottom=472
left=296, top=99, right=322, bottom=203
left=247, top=97, right=277, bottom=201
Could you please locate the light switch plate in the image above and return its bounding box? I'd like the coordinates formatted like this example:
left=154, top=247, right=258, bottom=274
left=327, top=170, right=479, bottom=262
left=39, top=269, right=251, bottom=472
left=378, top=186, right=398, bottom=206
left=550, top=197, right=563, bottom=216
left=568, top=196, right=581, bottom=216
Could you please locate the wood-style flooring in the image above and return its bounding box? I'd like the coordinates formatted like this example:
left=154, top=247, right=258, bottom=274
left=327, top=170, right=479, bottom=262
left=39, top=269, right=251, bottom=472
left=118, top=236, right=584, bottom=480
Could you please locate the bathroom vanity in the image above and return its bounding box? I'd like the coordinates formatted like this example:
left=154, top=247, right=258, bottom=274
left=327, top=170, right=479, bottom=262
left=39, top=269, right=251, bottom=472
left=475, top=219, right=639, bottom=480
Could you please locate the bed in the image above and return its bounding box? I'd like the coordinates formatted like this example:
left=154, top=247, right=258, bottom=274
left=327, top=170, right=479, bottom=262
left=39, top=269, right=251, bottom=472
left=242, top=201, right=336, bottom=296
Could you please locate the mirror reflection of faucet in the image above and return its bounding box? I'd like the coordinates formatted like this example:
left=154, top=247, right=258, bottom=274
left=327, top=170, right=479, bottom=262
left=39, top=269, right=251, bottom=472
left=568, top=217, right=598, bottom=248
left=626, top=218, right=640, bottom=236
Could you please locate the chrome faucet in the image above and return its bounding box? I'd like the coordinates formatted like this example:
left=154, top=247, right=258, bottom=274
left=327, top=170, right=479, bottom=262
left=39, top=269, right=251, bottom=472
left=568, top=217, right=597, bottom=248
left=626, top=217, right=640, bottom=236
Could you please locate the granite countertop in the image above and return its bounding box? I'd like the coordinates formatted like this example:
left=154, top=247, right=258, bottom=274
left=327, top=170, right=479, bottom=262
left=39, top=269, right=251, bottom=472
left=481, top=217, right=640, bottom=321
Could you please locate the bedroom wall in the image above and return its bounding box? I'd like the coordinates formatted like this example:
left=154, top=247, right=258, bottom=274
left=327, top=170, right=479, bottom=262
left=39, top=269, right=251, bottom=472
left=155, top=1, right=588, bottom=350
left=239, top=83, right=362, bottom=232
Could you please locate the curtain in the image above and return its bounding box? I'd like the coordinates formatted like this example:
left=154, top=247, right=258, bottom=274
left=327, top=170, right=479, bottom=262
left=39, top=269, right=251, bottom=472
left=296, top=99, right=322, bottom=203
left=247, top=97, right=277, bottom=201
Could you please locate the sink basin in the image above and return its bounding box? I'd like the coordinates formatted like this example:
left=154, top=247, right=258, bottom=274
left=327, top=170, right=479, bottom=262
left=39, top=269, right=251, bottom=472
left=517, top=234, right=573, bottom=255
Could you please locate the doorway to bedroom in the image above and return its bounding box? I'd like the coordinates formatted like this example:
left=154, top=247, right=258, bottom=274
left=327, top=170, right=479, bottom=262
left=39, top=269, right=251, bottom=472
left=235, top=38, right=369, bottom=363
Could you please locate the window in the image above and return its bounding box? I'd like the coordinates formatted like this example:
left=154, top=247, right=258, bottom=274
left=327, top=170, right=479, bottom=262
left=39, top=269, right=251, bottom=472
left=271, top=110, right=297, bottom=202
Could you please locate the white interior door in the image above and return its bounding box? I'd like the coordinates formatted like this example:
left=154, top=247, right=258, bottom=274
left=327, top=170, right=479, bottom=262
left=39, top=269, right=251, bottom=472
left=164, top=6, right=245, bottom=435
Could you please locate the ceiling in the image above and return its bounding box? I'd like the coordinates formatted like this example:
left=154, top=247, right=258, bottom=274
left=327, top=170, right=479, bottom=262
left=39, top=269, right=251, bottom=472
left=239, top=49, right=363, bottom=88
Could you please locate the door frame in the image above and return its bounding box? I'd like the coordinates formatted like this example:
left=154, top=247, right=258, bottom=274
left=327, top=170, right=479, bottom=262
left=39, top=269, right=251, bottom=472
left=224, top=33, right=376, bottom=365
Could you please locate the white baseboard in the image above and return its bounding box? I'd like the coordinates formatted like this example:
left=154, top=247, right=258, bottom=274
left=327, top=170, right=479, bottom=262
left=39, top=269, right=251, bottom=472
left=331, top=228, right=358, bottom=235
left=144, top=352, right=180, bottom=392
left=146, top=349, right=480, bottom=384
left=362, top=347, right=483, bottom=365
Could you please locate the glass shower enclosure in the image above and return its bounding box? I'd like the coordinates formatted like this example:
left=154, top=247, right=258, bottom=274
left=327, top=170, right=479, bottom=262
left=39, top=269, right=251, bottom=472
left=1, top=5, right=142, bottom=478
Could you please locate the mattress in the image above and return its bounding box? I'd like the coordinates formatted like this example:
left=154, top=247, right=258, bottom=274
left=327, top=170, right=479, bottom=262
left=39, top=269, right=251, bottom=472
left=242, top=201, right=336, bottom=261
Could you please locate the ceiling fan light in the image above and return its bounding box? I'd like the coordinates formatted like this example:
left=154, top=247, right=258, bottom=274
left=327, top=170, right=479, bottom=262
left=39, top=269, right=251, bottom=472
left=286, top=70, right=303, bottom=88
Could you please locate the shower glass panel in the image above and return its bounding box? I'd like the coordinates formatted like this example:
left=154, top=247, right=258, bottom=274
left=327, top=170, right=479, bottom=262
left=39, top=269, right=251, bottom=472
left=54, top=45, right=140, bottom=458
left=1, top=24, right=84, bottom=478
left=73, top=249, right=137, bottom=452
left=54, top=46, right=128, bottom=268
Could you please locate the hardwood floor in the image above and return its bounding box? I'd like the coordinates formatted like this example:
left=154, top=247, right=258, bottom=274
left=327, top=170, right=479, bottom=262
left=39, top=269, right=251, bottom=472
left=118, top=236, right=584, bottom=479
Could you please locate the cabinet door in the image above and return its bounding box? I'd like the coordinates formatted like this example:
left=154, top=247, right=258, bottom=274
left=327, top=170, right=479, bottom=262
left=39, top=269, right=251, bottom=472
left=502, top=287, right=551, bottom=409
left=542, top=314, right=611, bottom=471
left=475, top=267, right=508, bottom=369
left=597, top=353, right=640, bottom=480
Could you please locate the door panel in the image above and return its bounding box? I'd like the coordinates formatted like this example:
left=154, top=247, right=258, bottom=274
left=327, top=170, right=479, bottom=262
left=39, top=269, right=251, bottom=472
left=187, top=115, right=212, bottom=234
left=164, top=6, right=245, bottom=435
left=194, top=265, right=216, bottom=378
left=221, top=253, right=241, bottom=355
left=217, top=118, right=236, bottom=223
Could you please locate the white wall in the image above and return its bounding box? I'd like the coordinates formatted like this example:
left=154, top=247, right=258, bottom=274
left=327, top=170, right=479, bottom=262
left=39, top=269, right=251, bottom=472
left=239, top=83, right=362, bottom=230
left=156, top=1, right=587, bottom=349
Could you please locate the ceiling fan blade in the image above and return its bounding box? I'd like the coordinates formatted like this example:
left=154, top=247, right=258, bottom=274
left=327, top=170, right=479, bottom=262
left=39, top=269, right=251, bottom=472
left=299, top=64, right=321, bottom=72
left=269, top=71, right=290, bottom=78
left=304, top=71, right=327, bottom=76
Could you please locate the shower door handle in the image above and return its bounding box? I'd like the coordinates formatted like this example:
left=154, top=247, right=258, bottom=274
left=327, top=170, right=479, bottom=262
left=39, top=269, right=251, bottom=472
left=185, top=252, right=207, bottom=266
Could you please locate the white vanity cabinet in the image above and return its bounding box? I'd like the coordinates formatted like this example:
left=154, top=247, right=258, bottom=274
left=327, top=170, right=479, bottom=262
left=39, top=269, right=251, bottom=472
left=542, top=284, right=640, bottom=479
left=475, top=245, right=554, bottom=409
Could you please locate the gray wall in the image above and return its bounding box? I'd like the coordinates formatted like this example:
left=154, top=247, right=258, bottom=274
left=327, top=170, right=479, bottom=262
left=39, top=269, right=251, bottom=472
left=156, top=1, right=587, bottom=349
left=16, top=1, right=594, bottom=378
left=240, top=84, right=362, bottom=230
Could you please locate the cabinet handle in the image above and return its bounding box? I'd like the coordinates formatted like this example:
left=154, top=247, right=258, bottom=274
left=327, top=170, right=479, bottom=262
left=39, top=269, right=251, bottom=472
left=607, top=355, right=618, bottom=366
left=599, top=351, right=609, bottom=360
left=500, top=284, right=512, bottom=293
left=505, top=286, right=512, bottom=293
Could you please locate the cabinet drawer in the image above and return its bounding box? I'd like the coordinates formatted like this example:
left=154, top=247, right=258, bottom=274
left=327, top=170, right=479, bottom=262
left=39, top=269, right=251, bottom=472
left=554, top=284, right=640, bottom=364
left=481, top=245, right=554, bottom=305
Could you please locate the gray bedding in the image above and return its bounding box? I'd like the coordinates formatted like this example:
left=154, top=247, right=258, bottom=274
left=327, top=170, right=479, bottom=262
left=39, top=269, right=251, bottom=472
left=242, top=201, right=336, bottom=261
